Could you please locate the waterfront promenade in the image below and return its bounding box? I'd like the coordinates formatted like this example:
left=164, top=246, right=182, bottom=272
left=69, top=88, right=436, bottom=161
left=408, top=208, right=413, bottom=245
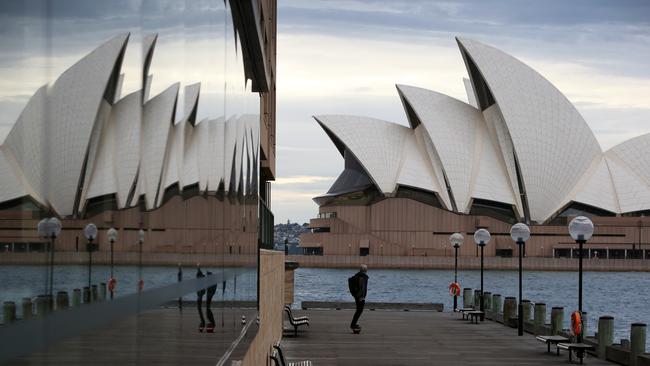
left=282, top=309, right=612, bottom=365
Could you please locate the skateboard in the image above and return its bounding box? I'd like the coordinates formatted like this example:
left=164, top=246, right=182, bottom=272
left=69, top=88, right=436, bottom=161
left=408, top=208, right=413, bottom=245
left=352, top=327, right=361, bottom=334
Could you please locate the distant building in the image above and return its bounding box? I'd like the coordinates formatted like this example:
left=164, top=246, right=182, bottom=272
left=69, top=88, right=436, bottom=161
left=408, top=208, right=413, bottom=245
left=301, top=37, right=650, bottom=260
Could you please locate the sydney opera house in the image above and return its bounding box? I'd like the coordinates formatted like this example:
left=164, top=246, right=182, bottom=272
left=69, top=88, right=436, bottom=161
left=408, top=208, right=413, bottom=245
left=301, top=37, right=650, bottom=260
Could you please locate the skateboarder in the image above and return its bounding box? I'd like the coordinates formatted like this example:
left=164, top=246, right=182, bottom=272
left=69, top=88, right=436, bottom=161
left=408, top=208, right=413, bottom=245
left=348, top=264, right=369, bottom=332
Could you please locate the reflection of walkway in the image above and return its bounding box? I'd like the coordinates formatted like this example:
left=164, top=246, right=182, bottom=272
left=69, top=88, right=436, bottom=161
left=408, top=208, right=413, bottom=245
left=282, top=310, right=612, bottom=366
left=12, top=308, right=257, bottom=365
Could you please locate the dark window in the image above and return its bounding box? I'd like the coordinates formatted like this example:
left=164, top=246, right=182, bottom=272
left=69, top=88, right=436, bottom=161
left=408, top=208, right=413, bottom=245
left=303, top=247, right=323, bottom=256
left=495, top=249, right=513, bottom=257
left=469, top=199, right=517, bottom=224
left=554, top=248, right=571, bottom=258
left=359, top=248, right=369, bottom=256
left=312, top=227, right=330, bottom=233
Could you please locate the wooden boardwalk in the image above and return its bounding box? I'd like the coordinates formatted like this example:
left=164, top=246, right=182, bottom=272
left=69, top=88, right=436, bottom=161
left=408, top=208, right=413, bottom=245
left=281, top=309, right=613, bottom=366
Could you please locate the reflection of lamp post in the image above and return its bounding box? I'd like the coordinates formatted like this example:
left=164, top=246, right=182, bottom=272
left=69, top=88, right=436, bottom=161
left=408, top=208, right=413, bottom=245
left=107, top=227, right=118, bottom=300
left=84, top=223, right=98, bottom=289
left=473, top=229, right=491, bottom=319
left=380, top=244, right=384, bottom=256
left=348, top=244, right=351, bottom=256
left=449, top=233, right=463, bottom=312
left=138, top=229, right=145, bottom=292
left=510, top=223, right=530, bottom=336
left=38, top=218, right=62, bottom=297
left=568, top=216, right=594, bottom=343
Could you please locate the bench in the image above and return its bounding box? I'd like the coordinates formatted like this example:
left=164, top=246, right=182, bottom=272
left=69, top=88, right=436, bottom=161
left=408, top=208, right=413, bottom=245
left=284, top=307, right=309, bottom=336
left=458, top=308, right=475, bottom=319
left=557, top=343, right=594, bottom=364
left=270, top=342, right=313, bottom=366
left=536, top=335, right=569, bottom=355
left=466, top=310, right=484, bottom=324
left=285, top=305, right=309, bottom=322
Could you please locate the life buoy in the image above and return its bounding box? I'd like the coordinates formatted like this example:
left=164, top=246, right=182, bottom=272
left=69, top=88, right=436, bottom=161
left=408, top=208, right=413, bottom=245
left=571, top=311, right=582, bottom=335
left=449, top=282, right=461, bottom=296
left=108, top=277, right=117, bottom=292
left=138, top=279, right=144, bottom=291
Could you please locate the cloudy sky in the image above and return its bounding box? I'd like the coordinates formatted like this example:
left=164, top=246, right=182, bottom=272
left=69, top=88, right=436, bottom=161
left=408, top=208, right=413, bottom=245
left=0, top=0, right=649, bottom=224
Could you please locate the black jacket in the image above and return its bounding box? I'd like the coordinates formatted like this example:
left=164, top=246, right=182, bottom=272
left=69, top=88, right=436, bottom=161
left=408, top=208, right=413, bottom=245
left=354, top=272, right=369, bottom=299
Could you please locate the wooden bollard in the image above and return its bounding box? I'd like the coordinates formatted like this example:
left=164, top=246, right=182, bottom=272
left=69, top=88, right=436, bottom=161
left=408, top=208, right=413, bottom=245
left=56, top=291, right=69, bottom=310
left=474, top=290, right=480, bottom=308
left=72, top=289, right=81, bottom=307
left=483, top=292, right=492, bottom=312
left=522, top=300, right=532, bottom=323
left=35, top=295, right=48, bottom=317
left=551, top=307, right=564, bottom=335
left=3, top=301, right=16, bottom=324
left=492, top=294, right=502, bottom=314
left=99, top=283, right=107, bottom=301
left=597, top=316, right=614, bottom=360
left=630, top=323, right=646, bottom=366
left=91, top=285, right=98, bottom=302
left=503, top=297, right=516, bottom=326
left=83, top=287, right=91, bottom=303
left=21, top=298, right=32, bottom=320
left=463, top=288, right=472, bottom=308
left=534, top=303, right=546, bottom=335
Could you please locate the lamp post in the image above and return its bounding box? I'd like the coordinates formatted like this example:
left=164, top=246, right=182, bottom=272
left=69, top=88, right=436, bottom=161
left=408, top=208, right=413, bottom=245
left=568, top=216, right=594, bottom=343
left=449, top=233, right=463, bottom=312
left=84, top=223, right=98, bottom=289
left=37, top=218, right=62, bottom=297
left=138, top=229, right=145, bottom=292
left=473, top=228, right=491, bottom=319
left=510, top=223, right=530, bottom=336
left=107, top=227, right=118, bottom=300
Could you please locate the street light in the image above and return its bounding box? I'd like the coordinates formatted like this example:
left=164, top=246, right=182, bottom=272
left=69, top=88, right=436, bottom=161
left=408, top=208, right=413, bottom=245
left=510, top=223, right=530, bottom=336
left=37, top=218, right=62, bottom=298
left=107, top=227, right=118, bottom=300
left=84, top=223, right=97, bottom=289
left=473, top=228, right=491, bottom=319
left=568, top=216, right=594, bottom=343
left=138, top=229, right=145, bottom=292
left=449, top=233, right=464, bottom=312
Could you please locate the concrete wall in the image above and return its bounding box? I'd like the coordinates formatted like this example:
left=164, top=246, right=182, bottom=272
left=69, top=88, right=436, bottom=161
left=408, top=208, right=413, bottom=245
left=242, top=249, right=284, bottom=366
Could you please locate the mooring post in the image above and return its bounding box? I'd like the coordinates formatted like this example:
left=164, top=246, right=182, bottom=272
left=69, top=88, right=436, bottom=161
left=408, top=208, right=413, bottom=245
left=99, top=282, right=107, bottom=301
left=503, top=297, right=516, bottom=326
left=630, top=323, right=647, bottom=366
left=534, top=302, right=547, bottom=335
left=522, top=299, right=532, bottom=323
left=597, top=316, right=614, bottom=360
left=463, top=288, right=472, bottom=308
left=474, top=289, right=480, bottom=308
left=551, top=307, right=564, bottom=335
left=3, top=301, right=16, bottom=324
left=72, top=288, right=81, bottom=307
left=35, top=295, right=48, bottom=317
left=56, top=291, right=69, bottom=310
left=83, top=286, right=91, bottom=303
left=91, top=284, right=98, bottom=302
left=483, top=291, right=492, bottom=315
left=492, top=294, right=502, bottom=319
left=21, top=297, right=32, bottom=320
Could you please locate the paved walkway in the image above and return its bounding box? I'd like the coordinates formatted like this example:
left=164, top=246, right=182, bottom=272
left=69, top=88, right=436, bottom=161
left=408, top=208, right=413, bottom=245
left=282, top=309, right=612, bottom=366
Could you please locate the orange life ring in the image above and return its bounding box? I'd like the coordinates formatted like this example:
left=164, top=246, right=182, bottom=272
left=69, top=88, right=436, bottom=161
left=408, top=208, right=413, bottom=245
left=571, top=311, right=582, bottom=335
left=449, top=282, right=461, bottom=296
left=108, top=277, right=117, bottom=292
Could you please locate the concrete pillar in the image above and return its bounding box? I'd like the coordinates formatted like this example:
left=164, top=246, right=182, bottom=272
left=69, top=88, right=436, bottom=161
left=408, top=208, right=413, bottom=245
left=534, top=302, right=547, bottom=335
left=492, top=294, right=502, bottom=314
left=83, top=287, right=91, bottom=303
left=91, top=285, right=98, bottom=302
left=597, top=316, right=614, bottom=360
left=463, top=288, right=472, bottom=308
left=503, top=297, right=516, bottom=326
left=99, top=283, right=107, bottom=301
left=35, top=295, right=48, bottom=317
left=72, top=289, right=81, bottom=307
left=522, top=300, right=532, bottom=323
left=285, top=261, right=299, bottom=306
left=21, top=298, right=32, bottom=320
left=3, top=301, right=16, bottom=324
left=551, top=307, right=564, bottom=335
left=56, top=291, right=69, bottom=310
left=630, top=323, right=646, bottom=366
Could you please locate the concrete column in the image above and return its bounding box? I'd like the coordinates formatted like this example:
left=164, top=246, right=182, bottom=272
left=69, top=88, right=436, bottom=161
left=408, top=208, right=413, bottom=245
left=72, top=289, right=81, bottom=307
left=503, top=297, right=516, bottom=326
left=492, top=294, right=502, bottom=315
left=99, top=283, right=107, bottom=301
left=285, top=261, right=299, bottom=306
left=597, top=316, right=614, bottom=360
left=630, top=323, right=646, bottom=366
left=551, top=307, right=564, bottom=335
left=522, top=300, right=532, bottom=323
left=21, top=298, right=32, bottom=320
left=56, top=291, right=69, bottom=310
left=463, top=288, right=472, bottom=309
left=3, top=301, right=16, bottom=324
left=534, top=303, right=547, bottom=335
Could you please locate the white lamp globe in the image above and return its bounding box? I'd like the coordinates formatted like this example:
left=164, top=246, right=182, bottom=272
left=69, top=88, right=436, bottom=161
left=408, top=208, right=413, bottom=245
left=107, top=228, right=118, bottom=243
left=568, top=216, right=594, bottom=242
left=37, top=218, right=49, bottom=238
left=474, top=229, right=491, bottom=245
left=510, top=223, right=531, bottom=243
left=449, top=233, right=464, bottom=247
left=84, top=223, right=98, bottom=241
left=138, top=229, right=145, bottom=243
left=48, top=217, right=62, bottom=238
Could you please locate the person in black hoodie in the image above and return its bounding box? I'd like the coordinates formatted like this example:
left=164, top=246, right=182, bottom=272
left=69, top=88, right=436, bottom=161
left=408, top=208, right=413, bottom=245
left=350, top=264, right=369, bottom=330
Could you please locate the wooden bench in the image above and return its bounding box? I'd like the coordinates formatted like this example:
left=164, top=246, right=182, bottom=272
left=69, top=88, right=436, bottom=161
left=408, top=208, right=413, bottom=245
left=284, top=307, right=309, bottom=336
left=536, top=335, right=569, bottom=355
left=458, top=308, right=475, bottom=320
left=466, top=310, right=484, bottom=324
left=270, top=342, right=313, bottom=366
left=285, top=305, right=309, bottom=322
left=557, top=343, right=594, bottom=364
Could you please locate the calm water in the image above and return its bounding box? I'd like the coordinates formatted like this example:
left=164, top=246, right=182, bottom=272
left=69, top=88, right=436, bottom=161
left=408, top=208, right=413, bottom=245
left=293, top=268, right=650, bottom=346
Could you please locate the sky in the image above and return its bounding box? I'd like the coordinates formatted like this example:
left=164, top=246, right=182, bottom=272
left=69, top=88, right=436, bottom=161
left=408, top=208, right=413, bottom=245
left=0, top=0, right=649, bottom=224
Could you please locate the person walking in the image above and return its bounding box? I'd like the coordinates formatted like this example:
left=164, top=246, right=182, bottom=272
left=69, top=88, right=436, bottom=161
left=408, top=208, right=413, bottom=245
left=348, top=264, right=369, bottom=331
